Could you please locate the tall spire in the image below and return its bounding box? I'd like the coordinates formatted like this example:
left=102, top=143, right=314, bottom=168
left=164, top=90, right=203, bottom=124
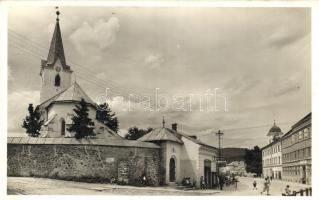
left=46, top=7, right=66, bottom=67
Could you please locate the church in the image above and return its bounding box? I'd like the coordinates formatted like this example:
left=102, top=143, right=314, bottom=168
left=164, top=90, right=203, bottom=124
left=18, top=9, right=219, bottom=188
left=37, top=10, right=120, bottom=139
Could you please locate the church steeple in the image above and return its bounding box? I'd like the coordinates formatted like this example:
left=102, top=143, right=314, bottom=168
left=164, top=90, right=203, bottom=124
left=40, top=7, right=72, bottom=103
left=46, top=7, right=67, bottom=68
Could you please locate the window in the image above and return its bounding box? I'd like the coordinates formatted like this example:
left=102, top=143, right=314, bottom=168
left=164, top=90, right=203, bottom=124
left=55, top=74, right=61, bottom=86
left=279, top=156, right=281, bottom=164
left=298, top=131, right=303, bottom=140
left=304, top=128, right=309, bottom=138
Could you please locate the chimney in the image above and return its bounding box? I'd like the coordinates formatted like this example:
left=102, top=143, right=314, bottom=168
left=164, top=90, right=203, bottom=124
left=172, top=123, right=177, bottom=132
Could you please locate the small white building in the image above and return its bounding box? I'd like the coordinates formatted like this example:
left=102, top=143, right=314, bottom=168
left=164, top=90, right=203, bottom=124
left=221, top=161, right=247, bottom=176
left=138, top=123, right=218, bottom=188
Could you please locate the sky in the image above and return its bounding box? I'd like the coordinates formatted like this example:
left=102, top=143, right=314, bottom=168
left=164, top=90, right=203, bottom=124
left=7, top=7, right=311, bottom=148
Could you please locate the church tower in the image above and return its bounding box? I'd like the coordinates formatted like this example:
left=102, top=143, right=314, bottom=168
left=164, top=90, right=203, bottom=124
left=40, top=8, right=72, bottom=103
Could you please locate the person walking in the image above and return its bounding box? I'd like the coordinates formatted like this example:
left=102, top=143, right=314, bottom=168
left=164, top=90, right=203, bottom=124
left=219, top=175, right=225, bottom=190
left=253, top=180, right=257, bottom=190
left=200, top=176, right=205, bottom=189
left=261, top=177, right=270, bottom=195
left=266, top=177, right=271, bottom=195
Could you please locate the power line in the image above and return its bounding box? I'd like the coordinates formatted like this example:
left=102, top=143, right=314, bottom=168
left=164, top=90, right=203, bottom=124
left=198, top=121, right=295, bottom=137
left=9, top=30, right=155, bottom=99
left=8, top=41, right=157, bottom=111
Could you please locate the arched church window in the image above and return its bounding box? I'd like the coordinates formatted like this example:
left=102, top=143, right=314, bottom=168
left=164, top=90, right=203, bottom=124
left=55, top=74, right=61, bottom=86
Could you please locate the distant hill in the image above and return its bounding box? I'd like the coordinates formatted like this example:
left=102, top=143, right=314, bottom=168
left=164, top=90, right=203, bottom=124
left=221, top=147, right=247, bottom=163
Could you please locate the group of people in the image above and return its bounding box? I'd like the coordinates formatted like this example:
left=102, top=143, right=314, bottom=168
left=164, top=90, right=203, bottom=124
left=253, top=177, right=292, bottom=196
left=182, top=177, right=195, bottom=187
left=199, top=176, right=207, bottom=189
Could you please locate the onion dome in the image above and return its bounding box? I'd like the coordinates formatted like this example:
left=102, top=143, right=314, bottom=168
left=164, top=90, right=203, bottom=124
left=267, top=121, right=283, bottom=136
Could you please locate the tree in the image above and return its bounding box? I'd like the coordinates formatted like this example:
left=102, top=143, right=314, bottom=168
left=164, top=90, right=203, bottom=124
left=67, top=98, right=95, bottom=139
left=96, top=103, right=119, bottom=133
left=125, top=127, right=153, bottom=140
left=22, top=104, right=43, bottom=137
left=244, top=146, right=262, bottom=176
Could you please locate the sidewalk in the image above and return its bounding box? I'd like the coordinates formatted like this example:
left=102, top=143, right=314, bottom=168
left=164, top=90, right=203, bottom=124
left=7, top=177, right=222, bottom=195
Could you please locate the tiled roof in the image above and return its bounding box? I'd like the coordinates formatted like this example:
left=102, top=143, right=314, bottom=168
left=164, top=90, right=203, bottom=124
left=138, top=126, right=217, bottom=149
left=38, top=82, right=96, bottom=108
left=138, top=127, right=183, bottom=144
left=54, top=82, right=95, bottom=105
left=177, top=130, right=217, bottom=149
left=7, top=137, right=160, bottom=149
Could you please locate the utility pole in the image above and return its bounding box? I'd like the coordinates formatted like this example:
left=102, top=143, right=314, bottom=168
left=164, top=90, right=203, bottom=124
left=216, top=130, right=224, bottom=179
left=216, top=130, right=224, bottom=161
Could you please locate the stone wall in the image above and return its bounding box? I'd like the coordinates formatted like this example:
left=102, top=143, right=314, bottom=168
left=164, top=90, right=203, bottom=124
left=8, top=143, right=160, bottom=186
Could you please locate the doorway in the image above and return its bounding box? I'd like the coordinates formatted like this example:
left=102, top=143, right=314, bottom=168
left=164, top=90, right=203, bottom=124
left=169, top=157, right=176, bottom=182
left=204, top=159, right=212, bottom=188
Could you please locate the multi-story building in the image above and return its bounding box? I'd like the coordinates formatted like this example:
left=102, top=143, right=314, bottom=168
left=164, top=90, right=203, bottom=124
left=261, top=122, right=283, bottom=179
left=281, top=113, right=311, bottom=184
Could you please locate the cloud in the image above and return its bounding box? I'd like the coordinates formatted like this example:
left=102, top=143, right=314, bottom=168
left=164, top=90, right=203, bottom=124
left=7, top=90, right=40, bottom=135
left=7, top=7, right=311, bottom=148
left=144, top=53, right=164, bottom=69
left=69, top=16, right=120, bottom=55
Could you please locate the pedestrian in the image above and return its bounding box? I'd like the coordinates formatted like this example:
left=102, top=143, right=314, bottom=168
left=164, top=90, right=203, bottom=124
left=141, top=174, right=147, bottom=186
left=253, top=179, right=257, bottom=190
left=266, top=177, right=271, bottom=195
left=233, top=177, right=238, bottom=189
left=261, top=177, right=270, bottom=195
left=219, top=175, right=225, bottom=190
left=285, top=185, right=291, bottom=196
left=200, top=176, right=205, bottom=189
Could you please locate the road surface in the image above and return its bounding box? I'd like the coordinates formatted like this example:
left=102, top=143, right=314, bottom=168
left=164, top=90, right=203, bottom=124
left=7, top=176, right=311, bottom=196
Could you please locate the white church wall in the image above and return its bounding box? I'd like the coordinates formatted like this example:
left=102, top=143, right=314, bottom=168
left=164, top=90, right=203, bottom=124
left=46, top=103, right=96, bottom=137
left=45, top=116, right=62, bottom=137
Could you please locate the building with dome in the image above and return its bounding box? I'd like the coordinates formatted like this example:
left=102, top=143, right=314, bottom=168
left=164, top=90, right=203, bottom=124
left=261, top=122, right=283, bottom=179
left=261, top=113, right=312, bottom=184
left=267, top=121, right=283, bottom=144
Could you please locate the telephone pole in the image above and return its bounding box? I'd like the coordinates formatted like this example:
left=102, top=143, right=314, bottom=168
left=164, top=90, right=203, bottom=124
left=216, top=130, right=224, bottom=177
left=216, top=130, right=224, bottom=161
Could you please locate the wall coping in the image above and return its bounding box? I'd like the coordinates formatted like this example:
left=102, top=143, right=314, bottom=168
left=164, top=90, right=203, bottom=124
left=7, top=137, right=160, bottom=149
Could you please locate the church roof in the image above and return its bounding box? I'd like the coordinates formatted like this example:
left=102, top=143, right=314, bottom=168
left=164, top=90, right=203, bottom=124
left=138, top=127, right=183, bottom=144
left=41, top=9, right=70, bottom=71
left=38, top=82, right=96, bottom=109
left=54, top=82, right=95, bottom=105
left=47, top=20, right=66, bottom=66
